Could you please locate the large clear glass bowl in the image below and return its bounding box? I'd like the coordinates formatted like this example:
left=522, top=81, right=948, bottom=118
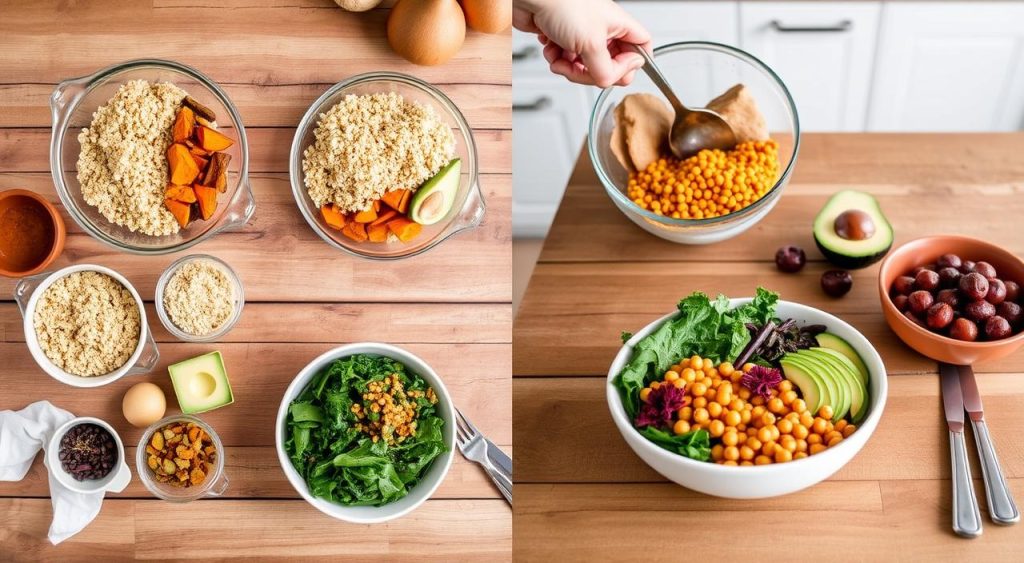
left=589, top=42, right=800, bottom=245
left=49, top=59, right=255, bottom=255
left=289, top=72, right=484, bottom=260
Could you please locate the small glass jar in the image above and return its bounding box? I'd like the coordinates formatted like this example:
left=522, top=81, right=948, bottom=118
left=136, top=414, right=228, bottom=502
left=155, top=254, right=244, bottom=343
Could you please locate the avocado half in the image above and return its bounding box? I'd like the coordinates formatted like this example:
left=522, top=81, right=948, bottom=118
left=813, top=190, right=893, bottom=269
left=410, top=158, right=461, bottom=226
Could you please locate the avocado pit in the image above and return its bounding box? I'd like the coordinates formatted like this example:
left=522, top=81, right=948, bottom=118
left=833, top=209, right=875, bottom=241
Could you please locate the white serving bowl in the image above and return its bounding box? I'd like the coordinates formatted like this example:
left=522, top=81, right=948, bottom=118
left=275, top=343, right=456, bottom=523
left=607, top=298, right=888, bottom=499
left=16, top=264, right=159, bottom=388
left=46, top=416, right=132, bottom=495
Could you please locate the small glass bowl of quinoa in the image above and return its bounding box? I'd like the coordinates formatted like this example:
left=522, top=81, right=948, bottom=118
left=155, top=254, right=244, bottom=342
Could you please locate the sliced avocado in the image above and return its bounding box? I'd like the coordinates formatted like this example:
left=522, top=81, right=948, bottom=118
left=809, top=347, right=868, bottom=424
left=815, top=332, right=870, bottom=387
left=409, top=158, right=461, bottom=226
left=780, top=357, right=826, bottom=414
left=168, top=351, right=233, bottom=415
left=793, top=350, right=850, bottom=423
left=778, top=358, right=835, bottom=415
left=813, top=190, right=893, bottom=269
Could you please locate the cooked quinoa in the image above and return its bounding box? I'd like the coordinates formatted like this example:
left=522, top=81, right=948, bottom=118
left=33, top=271, right=141, bottom=377
left=77, top=79, right=187, bottom=236
left=162, top=260, right=236, bottom=337
left=302, top=92, right=455, bottom=214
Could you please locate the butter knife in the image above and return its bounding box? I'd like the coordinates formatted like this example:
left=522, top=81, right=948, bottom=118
left=959, top=364, right=1020, bottom=525
left=940, top=362, right=982, bottom=538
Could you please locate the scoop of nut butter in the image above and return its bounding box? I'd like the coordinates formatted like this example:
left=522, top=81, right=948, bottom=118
left=813, top=190, right=893, bottom=269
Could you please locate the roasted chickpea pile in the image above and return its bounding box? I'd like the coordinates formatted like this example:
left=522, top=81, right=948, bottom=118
left=639, top=356, right=858, bottom=466
left=351, top=374, right=438, bottom=446
left=145, top=421, right=216, bottom=487
left=626, top=140, right=780, bottom=220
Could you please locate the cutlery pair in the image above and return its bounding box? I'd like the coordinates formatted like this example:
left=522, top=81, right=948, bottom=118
left=455, top=408, right=512, bottom=506
left=939, top=363, right=1019, bottom=538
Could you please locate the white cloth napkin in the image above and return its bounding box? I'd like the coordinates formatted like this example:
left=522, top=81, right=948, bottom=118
left=0, top=400, right=105, bottom=545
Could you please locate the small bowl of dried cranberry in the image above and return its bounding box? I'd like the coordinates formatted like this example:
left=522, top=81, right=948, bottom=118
left=878, top=235, right=1024, bottom=365
left=46, top=416, right=131, bottom=495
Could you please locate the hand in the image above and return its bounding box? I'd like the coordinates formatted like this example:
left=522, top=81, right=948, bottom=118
left=514, top=0, right=651, bottom=88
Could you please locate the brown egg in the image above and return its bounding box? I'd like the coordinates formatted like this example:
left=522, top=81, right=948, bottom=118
left=122, top=382, right=167, bottom=428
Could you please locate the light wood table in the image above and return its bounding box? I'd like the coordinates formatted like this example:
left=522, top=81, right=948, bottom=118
left=514, top=134, right=1024, bottom=561
left=0, top=1, right=511, bottom=559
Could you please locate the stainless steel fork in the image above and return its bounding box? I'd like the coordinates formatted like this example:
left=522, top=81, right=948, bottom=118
left=455, top=409, right=512, bottom=506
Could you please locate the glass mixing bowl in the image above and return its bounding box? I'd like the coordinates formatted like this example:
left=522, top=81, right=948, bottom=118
left=136, top=414, right=228, bottom=502
left=589, top=42, right=800, bottom=245
left=49, top=59, right=255, bottom=255
left=289, top=72, right=484, bottom=260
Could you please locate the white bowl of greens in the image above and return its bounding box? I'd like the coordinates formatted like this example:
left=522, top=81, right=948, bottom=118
left=607, top=289, right=888, bottom=499
left=276, top=343, right=455, bottom=523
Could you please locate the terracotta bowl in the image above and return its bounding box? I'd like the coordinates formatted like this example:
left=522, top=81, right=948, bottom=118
left=878, top=235, right=1024, bottom=365
left=0, top=189, right=66, bottom=278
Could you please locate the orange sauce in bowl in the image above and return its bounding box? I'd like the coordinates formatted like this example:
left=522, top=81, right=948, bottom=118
left=0, top=194, right=56, bottom=273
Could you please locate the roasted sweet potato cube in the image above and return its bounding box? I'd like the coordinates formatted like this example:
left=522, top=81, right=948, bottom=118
left=196, top=126, right=234, bottom=151
left=367, top=222, right=388, bottom=242
left=320, top=204, right=346, bottom=230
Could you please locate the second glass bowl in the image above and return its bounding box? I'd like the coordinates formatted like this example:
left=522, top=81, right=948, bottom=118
left=155, top=254, right=244, bottom=342
left=289, top=72, right=485, bottom=260
left=589, top=41, right=800, bottom=245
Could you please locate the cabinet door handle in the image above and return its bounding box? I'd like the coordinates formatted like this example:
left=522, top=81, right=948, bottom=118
left=513, top=45, right=539, bottom=61
left=513, top=97, right=552, bottom=112
left=770, top=19, right=852, bottom=33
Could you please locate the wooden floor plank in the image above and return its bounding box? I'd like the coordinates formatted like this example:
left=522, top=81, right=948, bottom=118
left=2, top=302, right=512, bottom=344
left=0, top=498, right=511, bottom=561
left=0, top=445, right=511, bottom=500
left=0, top=343, right=511, bottom=447
left=0, top=82, right=510, bottom=129
left=513, top=375, right=1024, bottom=484
left=0, top=173, right=511, bottom=302
left=513, top=481, right=1024, bottom=562
left=0, top=128, right=511, bottom=175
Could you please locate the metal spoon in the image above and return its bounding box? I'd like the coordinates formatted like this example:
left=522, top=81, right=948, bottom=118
left=629, top=44, right=736, bottom=159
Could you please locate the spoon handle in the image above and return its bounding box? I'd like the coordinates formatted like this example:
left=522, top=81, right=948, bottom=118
left=629, top=45, right=686, bottom=114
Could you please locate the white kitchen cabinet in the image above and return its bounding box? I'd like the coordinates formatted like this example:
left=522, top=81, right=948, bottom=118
left=739, top=2, right=880, bottom=131
left=512, top=78, right=593, bottom=237
left=868, top=2, right=1024, bottom=132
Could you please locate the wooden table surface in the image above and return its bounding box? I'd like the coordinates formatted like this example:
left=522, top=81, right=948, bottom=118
left=513, top=133, right=1024, bottom=561
left=0, top=1, right=511, bottom=560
